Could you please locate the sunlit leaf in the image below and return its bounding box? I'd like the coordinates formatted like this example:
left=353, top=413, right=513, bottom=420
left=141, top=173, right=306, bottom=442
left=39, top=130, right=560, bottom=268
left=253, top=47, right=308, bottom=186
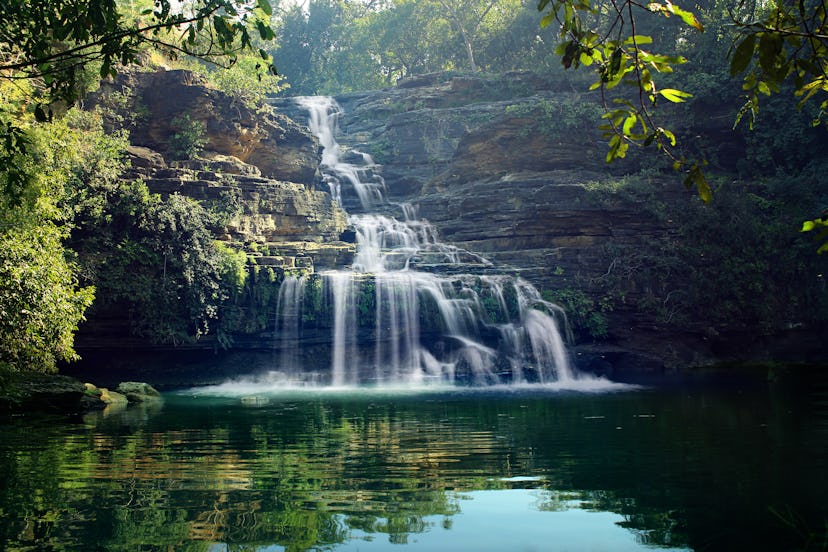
left=659, top=88, right=692, bottom=102
left=624, top=35, right=654, bottom=45
left=663, top=0, right=704, bottom=31
left=658, top=127, right=676, bottom=146
left=622, top=114, right=637, bottom=135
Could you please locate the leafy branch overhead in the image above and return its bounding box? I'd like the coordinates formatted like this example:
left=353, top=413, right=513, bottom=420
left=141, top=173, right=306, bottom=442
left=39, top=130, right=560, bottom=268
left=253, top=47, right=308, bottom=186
left=539, top=0, right=828, bottom=206
left=538, top=0, right=710, bottom=200
left=728, top=0, right=828, bottom=130
left=0, top=0, right=277, bottom=107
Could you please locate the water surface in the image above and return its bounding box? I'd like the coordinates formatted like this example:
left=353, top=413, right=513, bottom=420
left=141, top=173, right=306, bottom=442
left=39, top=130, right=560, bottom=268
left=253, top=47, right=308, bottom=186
left=1, top=378, right=826, bottom=551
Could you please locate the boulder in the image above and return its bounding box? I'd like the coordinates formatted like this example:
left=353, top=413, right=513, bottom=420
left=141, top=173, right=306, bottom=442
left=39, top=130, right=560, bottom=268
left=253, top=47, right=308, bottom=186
left=99, top=388, right=129, bottom=406
left=126, top=145, right=167, bottom=171
left=116, top=381, right=162, bottom=403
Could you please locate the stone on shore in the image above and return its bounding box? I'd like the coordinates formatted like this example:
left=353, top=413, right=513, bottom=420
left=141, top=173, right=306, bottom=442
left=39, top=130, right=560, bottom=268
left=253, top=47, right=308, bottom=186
left=116, top=381, right=162, bottom=403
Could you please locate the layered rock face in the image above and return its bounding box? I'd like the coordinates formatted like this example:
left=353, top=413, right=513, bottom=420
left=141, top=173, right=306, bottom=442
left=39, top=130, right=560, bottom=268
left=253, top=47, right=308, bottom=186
left=74, top=70, right=354, bottom=351
left=93, top=69, right=353, bottom=273
left=326, top=72, right=824, bottom=373
left=77, top=69, right=823, bottom=373
left=333, top=73, right=640, bottom=292
left=91, top=69, right=319, bottom=183
left=333, top=76, right=651, bottom=291
left=131, top=160, right=352, bottom=270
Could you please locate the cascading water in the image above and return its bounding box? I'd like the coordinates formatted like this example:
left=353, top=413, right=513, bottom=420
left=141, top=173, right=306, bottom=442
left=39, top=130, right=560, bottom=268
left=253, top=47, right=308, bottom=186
left=268, top=96, right=582, bottom=388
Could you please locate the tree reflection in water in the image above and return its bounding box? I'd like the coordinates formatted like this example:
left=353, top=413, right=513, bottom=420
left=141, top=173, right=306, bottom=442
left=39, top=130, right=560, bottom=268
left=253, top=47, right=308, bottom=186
left=0, top=382, right=826, bottom=551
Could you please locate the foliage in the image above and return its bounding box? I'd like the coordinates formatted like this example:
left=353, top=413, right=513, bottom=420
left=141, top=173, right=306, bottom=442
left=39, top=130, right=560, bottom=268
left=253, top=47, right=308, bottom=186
left=504, top=96, right=604, bottom=136
left=215, top=242, right=249, bottom=296
left=0, top=224, right=95, bottom=373
left=75, top=187, right=231, bottom=345
left=535, top=0, right=828, bottom=211
left=0, top=105, right=109, bottom=372
left=0, top=0, right=276, bottom=107
left=27, top=108, right=238, bottom=346
left=357, top=278, right=376, bottom=324
left=302, top=275, right=327, bottom=323
left=432, top=0, right=503, bottom=72
left=542, top=288, right=610, bottom=339
left=269, top=0, right=563, bottom=94
left=168, top=114, right=207, bottom=160
left=537, top=0, right=711, bottom=199
left=801, top=216, right=828, bottom=254
left=197, top=53, right=289, bottom=109
left=582, top=168, right=828, bottom=332
left=727, top=0, right=828, bottom=130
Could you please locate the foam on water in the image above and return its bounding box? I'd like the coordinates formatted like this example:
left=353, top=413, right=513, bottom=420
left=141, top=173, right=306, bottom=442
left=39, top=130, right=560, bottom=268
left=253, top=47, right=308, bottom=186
left=186, top=370, right=639, bottom=398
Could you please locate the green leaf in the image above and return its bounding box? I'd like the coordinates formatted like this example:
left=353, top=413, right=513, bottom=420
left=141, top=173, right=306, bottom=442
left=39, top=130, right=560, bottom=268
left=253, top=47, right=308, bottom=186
left=682, top=165, right=711, bottom=203
left=659, top=88, right=692, bottom=102
left=257, top=0, right=273, bottom=16
left=624, top=35, right=653, bottom=46
left=622, top=114, right=637, bottom=135
left=664, top=1, right=704, bottom=31
left=730, top=34, right=756, bottom=76
left=608, top=47, right=623, bottom=78
left=697, top=176, right=712, bottom=203
left=801, top=220, right=816, bottom=232
left=658, top=127, right=676, bottom=146
left=758, top=33, right=782, bottom=76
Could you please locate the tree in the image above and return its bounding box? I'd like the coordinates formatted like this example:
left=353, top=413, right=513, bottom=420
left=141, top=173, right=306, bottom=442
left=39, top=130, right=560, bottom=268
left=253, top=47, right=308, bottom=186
left=0, top=223, right=95, bottom=373
left=537, top=0, right=827, bottom=205
left=0, top=102, right=107, bottom=373
left=0, top=0, right=277, bottom=204
left=536, top=0, right=828, bottom=252
left=435, top=0, right=499, bottom=72
left=0, top=0, right=276, bottom=106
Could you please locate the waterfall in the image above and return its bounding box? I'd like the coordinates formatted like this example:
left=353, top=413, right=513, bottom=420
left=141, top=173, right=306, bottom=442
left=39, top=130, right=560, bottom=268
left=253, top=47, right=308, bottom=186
left=273, top=96, right=579, bottom=387
left=274, top=275, right=306, bottom=374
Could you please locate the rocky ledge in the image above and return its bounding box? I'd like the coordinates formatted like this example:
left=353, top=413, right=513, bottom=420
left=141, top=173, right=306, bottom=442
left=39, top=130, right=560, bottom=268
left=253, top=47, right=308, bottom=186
left=0, top=373, right=161, bottom=417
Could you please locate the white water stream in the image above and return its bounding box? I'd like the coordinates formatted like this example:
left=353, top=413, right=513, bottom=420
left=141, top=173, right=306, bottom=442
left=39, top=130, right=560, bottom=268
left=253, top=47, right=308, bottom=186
left=238, top=96, right=613, bottom=390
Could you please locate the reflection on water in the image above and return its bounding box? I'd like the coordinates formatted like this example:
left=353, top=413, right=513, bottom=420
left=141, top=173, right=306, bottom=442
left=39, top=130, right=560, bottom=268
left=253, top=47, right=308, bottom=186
left=1, top=379, right=827, bottom=551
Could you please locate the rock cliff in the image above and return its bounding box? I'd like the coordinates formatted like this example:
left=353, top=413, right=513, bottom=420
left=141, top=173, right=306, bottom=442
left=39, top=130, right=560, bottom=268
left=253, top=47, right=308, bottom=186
left=322, top=72, right=826, bottom=374
left=89, top=69, right=354, bottom=274
left=74, top=69, right=825, bottom=375
left=75, top=70, right=355, bottom=350
left=91, top=69, right=319, bottom=183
